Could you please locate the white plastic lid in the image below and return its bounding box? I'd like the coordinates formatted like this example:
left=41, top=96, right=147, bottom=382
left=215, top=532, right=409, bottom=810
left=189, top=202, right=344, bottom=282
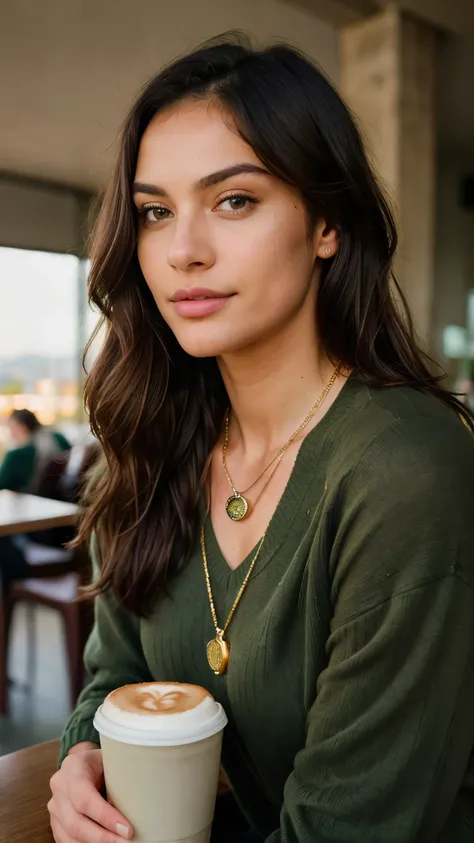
left=93, top=683, right=227, bottom=747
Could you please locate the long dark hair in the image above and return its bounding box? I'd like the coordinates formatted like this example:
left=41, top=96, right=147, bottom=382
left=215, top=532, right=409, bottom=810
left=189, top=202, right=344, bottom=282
left=79, top=33, right=472, bottom=617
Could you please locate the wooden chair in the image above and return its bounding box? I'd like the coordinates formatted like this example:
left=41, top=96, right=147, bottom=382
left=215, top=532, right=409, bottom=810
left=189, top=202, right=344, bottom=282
left=0, top=539, right=78, bottom=716
left=28, top=451, right=73, bottom=547
left=0, top=444, right=99, bottom=714
left=0, top=546, right=93, bottom=715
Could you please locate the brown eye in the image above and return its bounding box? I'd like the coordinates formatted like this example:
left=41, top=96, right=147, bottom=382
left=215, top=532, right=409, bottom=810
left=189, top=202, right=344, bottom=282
left=218, top=194, right=257, bottom=213
left=224, top=196, right=247, bottom=210
left=144, top=206, right=172, bottom=223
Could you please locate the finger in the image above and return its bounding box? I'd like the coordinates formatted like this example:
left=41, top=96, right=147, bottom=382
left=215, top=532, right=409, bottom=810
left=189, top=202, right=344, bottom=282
left=50, top=814, right=75, bottom=843
left=62, top=803, right=133, bottom=843
left=49, top=804, right=81, bottom=843
left=50, top=794, right=132, bottom=843
left=70, top=785, right=133, bottom=840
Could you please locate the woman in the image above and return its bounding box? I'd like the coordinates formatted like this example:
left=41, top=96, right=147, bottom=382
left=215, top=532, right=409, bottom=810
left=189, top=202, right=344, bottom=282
left=0, top=409, right=71, bottom=590
left=48, top=35, right=474, bottom=843
left=0, top=409, right=70, bottom=493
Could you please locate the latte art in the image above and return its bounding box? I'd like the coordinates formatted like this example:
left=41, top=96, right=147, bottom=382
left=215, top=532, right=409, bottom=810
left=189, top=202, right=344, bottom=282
left=141, top=691, right=182, bottom=711
left=107, top=682, right=211, bottom=717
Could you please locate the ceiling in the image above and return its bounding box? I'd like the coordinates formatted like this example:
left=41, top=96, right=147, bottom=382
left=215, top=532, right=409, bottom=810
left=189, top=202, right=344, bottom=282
left=0, top=0, right=339, bottom=192
left=0, top=0, right=472, bottom=193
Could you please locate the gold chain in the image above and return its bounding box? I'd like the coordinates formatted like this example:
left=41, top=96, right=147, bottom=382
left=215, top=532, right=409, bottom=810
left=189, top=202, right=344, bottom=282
left=221, top=365, right=340, bottom=520
left=222, top=411, right=281, bottom=495
left=201, top=525, right=265, bottom=636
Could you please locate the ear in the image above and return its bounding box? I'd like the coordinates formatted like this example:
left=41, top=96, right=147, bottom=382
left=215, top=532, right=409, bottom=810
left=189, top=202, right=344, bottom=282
left=313, top=222, right=340, bottom=261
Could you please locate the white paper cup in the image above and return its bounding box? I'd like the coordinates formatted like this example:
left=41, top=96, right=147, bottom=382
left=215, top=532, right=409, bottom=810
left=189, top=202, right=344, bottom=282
left=94, top=683, right=227, bottom=843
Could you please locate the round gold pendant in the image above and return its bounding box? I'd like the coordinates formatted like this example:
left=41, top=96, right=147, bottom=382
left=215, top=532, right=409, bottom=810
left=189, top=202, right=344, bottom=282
left=207, top=635, right=230, bottom=675
left=225, top=493, right=249, bottom=521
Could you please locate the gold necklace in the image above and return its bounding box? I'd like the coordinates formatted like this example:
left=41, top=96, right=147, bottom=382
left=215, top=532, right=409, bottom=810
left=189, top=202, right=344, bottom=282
left=222, top=364, right=340, bottom=521
left=201, top=525, right=265, bottom=675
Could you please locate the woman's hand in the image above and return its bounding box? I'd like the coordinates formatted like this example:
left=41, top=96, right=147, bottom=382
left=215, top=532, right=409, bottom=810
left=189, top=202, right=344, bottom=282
left=48, top=746, right=134, bottom=842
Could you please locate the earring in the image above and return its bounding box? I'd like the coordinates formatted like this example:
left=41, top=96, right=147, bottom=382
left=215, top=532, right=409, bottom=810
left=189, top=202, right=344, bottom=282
left=325, top=248, right=331, bottom=254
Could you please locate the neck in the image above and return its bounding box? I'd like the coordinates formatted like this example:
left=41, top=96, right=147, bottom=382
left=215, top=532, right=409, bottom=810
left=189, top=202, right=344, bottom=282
left=218, top=309, right=337, bottom=458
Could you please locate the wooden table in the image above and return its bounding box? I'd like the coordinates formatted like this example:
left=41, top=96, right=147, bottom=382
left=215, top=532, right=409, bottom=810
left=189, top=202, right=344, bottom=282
left=0, top=491, right=78, bottom=537
left=0, top=738, right=59, bottom=842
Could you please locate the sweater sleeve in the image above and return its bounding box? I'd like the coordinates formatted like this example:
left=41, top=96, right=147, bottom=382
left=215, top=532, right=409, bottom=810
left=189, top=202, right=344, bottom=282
left=58, top=536, right=154, bottom=766
left=266, top=416, right=474, bottom=843
left=0, top=450, right=23, bottom=491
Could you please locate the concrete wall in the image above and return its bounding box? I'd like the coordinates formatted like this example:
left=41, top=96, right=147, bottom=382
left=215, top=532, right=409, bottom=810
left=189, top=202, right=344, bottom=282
left=340, top=8, right=437, bottom=343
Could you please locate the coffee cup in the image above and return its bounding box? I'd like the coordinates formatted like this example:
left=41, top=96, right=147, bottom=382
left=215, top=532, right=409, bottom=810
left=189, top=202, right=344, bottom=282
left=93, top=681, right=227, bottom=843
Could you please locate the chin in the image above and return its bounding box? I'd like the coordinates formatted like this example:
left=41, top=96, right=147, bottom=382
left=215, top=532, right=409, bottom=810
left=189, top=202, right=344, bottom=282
left=176, top=336, right=233, bottom=359
left=171, top=324, right=248, bottom=359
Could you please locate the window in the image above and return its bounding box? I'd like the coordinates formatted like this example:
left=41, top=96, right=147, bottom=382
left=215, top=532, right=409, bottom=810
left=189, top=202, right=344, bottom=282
left=0, top=247, right=83, bottom=455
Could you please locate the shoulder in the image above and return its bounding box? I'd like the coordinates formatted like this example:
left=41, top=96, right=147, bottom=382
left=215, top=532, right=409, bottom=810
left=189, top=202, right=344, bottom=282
left=323, top=382, right=474, bottom=621
left=52, top=431, right=71, bottom=451
left=327, top=378, right=474, bottom=493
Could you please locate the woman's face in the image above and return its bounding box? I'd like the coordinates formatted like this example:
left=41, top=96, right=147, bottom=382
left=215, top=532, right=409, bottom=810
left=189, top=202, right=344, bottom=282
left=134, top=99, right=336, bottom=358
left=8, top=418, right=30, bottom=446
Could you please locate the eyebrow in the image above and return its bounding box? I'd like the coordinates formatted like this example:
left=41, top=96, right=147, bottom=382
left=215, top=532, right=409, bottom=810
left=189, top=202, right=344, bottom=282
left=133, top=163, right=270, bottom=198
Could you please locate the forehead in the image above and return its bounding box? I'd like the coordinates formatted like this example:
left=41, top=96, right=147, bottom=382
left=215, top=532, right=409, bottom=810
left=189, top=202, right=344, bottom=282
left=135, top=99, right=262, bottom=183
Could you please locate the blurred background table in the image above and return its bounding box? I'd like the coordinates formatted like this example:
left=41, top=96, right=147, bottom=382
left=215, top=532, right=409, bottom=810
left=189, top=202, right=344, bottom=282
left=0, top=738, right=58, bottom=842
left=0, top=491, right=78, bottom=537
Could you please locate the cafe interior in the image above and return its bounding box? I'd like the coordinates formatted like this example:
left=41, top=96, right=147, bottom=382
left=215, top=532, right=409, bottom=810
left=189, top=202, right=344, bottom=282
left=0, top=0, right=473, bottom=839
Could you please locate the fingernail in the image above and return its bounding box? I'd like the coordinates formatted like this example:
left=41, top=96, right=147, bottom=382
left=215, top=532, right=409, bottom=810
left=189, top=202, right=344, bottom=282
left=116, top=823, right=132, bottom=839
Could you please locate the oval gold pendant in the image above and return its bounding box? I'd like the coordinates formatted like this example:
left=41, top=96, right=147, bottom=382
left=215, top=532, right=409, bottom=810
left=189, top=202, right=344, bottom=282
left=207, top=635, right=230, bottom=675
left=225, top=493, right=249, bottom=521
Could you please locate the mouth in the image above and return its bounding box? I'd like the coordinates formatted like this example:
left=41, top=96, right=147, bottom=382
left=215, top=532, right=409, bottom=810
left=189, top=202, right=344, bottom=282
left=171, top=288, right=235, bottom=319
left=171, top=287, right=231, bottom=303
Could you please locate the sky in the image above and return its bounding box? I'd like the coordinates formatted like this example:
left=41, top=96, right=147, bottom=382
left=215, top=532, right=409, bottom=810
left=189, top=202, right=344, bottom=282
left=0, top=246, right=98, bottom=359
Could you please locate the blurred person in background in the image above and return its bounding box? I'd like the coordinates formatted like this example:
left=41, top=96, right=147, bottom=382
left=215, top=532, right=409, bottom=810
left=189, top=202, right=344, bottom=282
left=48, top=34, right=474, bottom=843
left=0, top=409, right=71, bottom=592
left=0, top=408, right=70, bottom=493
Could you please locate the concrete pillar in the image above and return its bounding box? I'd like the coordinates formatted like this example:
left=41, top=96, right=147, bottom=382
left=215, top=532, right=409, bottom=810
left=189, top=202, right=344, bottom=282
left=340, top=6, right=438, bottom=346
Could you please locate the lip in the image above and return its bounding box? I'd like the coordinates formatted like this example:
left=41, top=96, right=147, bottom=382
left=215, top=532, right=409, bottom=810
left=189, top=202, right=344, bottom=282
left=171, top=287, right=234, bottom=319
left=171, top=287, right=230, bottom=303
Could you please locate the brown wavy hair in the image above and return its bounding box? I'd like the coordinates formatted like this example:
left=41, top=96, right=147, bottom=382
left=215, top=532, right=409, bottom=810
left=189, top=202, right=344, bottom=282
left=78, top=33, right=473, bottom=618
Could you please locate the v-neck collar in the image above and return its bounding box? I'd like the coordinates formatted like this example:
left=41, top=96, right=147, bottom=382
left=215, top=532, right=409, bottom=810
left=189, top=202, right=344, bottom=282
left=202, top=371, right=362, bottom=580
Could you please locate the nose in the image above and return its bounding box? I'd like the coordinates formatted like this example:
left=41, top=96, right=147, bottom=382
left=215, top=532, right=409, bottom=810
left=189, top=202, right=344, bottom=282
left=167, top=215, right=215, bottom=273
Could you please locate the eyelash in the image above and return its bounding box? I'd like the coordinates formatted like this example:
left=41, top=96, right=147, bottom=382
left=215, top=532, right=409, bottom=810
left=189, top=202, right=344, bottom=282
left=139, top=191, right=259, bottom=226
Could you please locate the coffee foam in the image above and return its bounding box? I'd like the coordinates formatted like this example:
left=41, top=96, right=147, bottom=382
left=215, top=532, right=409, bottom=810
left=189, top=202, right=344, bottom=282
left=94, top=682, right=227, bottom=746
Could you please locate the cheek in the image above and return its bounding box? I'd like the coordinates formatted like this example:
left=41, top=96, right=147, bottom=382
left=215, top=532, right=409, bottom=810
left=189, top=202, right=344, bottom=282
left=137, top=236, right=164, bottom=298
left=245, top=217, right=314, bottom=302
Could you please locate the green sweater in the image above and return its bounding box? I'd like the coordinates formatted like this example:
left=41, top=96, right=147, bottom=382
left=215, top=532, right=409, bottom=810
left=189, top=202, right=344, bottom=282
left=59, top=377, right=474, bottom=842
left=0, top=431, right=70, bottom=492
